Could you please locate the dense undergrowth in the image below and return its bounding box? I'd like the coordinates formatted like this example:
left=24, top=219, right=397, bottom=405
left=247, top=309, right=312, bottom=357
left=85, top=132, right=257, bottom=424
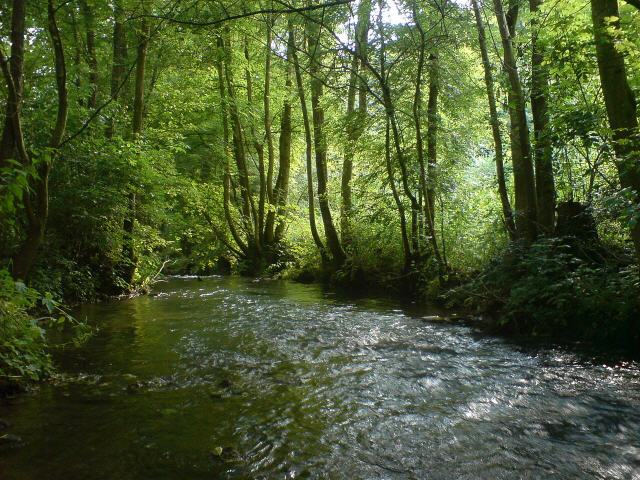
left=0, top=269, right=91, bottom=392
left=447, top=238, right=640, bottom=349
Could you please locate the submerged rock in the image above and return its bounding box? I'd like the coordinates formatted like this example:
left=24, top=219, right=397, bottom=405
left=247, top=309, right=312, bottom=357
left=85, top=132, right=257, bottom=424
left=217, top=379, right=232, bottom=389
left=423, top=315, right=450, bottom=322
left=0, top=434, right=23, bottom=446
left=0, top=419, right=10, bottom=430
left=208, top=446, right=243, bottom=464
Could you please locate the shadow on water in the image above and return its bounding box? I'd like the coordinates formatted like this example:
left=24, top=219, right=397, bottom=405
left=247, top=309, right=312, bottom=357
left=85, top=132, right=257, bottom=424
left=1, top=276, right=640, bottom=479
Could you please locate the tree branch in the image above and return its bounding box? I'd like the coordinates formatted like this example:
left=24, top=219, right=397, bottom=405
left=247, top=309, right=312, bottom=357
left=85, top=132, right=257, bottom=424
left=131, top=0, right=353, bottom=27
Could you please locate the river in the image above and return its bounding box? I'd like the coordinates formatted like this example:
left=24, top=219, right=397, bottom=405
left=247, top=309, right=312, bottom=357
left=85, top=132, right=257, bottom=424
left=1, top=276, right=640, bottom=479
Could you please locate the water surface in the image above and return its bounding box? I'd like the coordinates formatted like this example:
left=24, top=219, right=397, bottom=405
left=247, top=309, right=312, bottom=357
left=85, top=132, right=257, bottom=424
left=2, top=276, right=640, bottom=479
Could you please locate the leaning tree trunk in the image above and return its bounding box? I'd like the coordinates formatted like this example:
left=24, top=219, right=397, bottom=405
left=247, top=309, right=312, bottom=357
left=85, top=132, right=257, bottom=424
left=493, top=0, right=537, bottom=243
left=590, top=0, right=640, bottom=265
left=471, top=0, right=516, bottom=239
left=262, top=19, right=278, bottom=245
left=530, top=0, right=556, bottom=234
left=377, top=13, right=415, bottom=269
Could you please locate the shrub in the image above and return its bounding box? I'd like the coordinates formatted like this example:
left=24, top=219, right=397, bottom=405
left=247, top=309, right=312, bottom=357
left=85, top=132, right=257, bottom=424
left=448, top=238, right=640, bottom=347
left=0, top=269, right=91, bottom=384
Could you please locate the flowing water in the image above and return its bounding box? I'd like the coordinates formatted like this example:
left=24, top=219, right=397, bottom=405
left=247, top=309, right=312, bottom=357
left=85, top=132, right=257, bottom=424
left=2, top=276, right=640, bottom=479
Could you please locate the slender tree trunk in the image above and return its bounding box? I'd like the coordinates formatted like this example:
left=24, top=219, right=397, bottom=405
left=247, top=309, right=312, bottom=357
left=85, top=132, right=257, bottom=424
left=341, top=0, right=371, bottom=246
left=224, top=30, right=258, bottom=253
left=0, top=0, right=25, bottom=168
left=216, top=35, right=247, bottom=255
left=378, top=9, right=419, bottom=273
left=590, top=0, right=640, bottom=264
left=272, top=23, right=294, bottom=243
left=132, top=20, right=149, bottom=137
left=377, top=13, right=419, bottom=263
left=425, top=52, right=444, bottom=271
left=291, top=25, right=327, bottom=260
left=106, top=0, right=127, bottom=139
left=244, top=36, right=266, bottom=249
left=79, top=0, right=98, bottom=109
left=530, top=0, right=556, bottom=234
left=426, top=53, right=439, bottom=230
left=121, top=18, right=149, bottom=285
left=70, top=8, right=83, bottom=104
left=263, top=19, right=277, bottom=244
left=307, top=20, right=346, bottom=267
left=10, top=0, right=67, bottom=280
left=471, top=0, right=516, bottom=239
left=493, top=0, right=537, bottom=243
left=411, top=6, right=442, bottom=268
left=386, top=118, right=412, bottom=271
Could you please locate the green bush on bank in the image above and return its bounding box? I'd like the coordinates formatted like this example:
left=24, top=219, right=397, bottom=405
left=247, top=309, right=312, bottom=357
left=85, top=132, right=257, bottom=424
left=0, top=269, right=91, bottom=385
left=448, top=238, right=640, bottom=347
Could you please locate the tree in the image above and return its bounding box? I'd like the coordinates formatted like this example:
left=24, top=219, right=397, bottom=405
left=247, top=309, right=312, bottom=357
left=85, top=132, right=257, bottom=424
left=471, top=0, right=516, bottom=239
left=341, top=0, right=371, bottom=247
left=306, top=15, right=347, bottom=267
left=590, top=0, right=640, bottom=264
left=530, top=0, right=556, bottom=234
left=493, top=0, right=537, bottom=243
left=4, top=0, right=68, bottom=280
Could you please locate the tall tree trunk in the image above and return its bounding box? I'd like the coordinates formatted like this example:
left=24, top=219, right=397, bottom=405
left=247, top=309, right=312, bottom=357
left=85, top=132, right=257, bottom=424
left=530, top=0, right=556, bottom=234
left=121, top=18, right=149, bottom=285
left=106, top=0, right=127, bottom=139
left=216, top=35, right=247, bottom=255
left=70, top=7, right=83, bottom=103
left=376, top=12, right=419, bottom=263
left=425, top=52, right=444, bottom=271
left=9, top=0, right=68, bottom=280
left=262, top=19, right=277, bottom=244
left=0, top=0, right=26, bottom=168
left=341, top=0, right=371, bottom=246
left=307, top=20, right=346, bottom=267
left=291, top=24, right=327, bottom=260
left=373, top=11, right=419, bottom=268
left=132, top=20, right=149, bottom=137
left=79, top=0, right=98, bottom=109
left=386, top=118, right=412, bottom=271
left=471, top=0, right=516, bottom=239
left=411, top=6, right=442, bottom=268
left=244, top=36, right=265, bottom=249
left=272, top=22, right=294, bottom=243
left=590, top=0, right=640, bottom=264
left=493, top=0, right=537, bottom=243
left=223, top=30, right=258, bottom=254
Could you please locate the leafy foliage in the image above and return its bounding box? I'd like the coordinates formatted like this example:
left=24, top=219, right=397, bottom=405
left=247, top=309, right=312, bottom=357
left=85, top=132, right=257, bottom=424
left=449, top=239, right=640, bottom=347
left=0, top=269, right=91, bottom=382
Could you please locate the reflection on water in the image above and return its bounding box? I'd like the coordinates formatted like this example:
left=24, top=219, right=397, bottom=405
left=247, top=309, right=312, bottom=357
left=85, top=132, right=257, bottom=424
left=1, top=276, right=640, bottom=479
